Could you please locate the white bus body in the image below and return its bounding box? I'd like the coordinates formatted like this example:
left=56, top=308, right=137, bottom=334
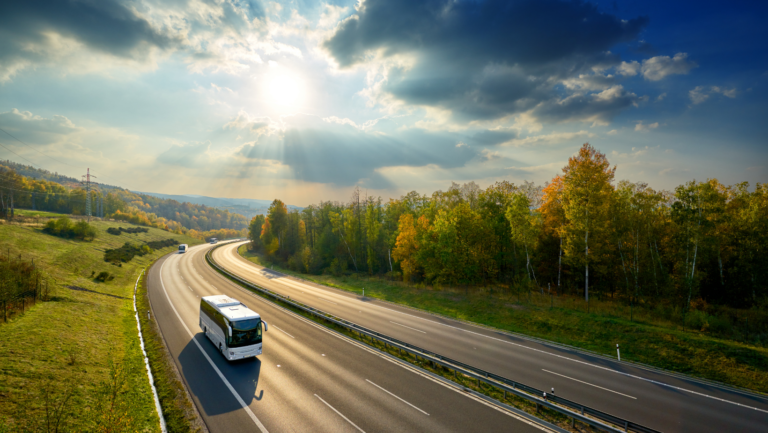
left=199, top=295, right=268, bottom=361
left=209, top=238, right=218, bottom=244
left=179, top=244, right=188, bottom=253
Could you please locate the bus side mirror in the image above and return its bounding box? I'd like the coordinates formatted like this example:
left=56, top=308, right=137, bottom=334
left=228, top=325, right=232, bottom=337
left=262, top=321, right=268, bottom=332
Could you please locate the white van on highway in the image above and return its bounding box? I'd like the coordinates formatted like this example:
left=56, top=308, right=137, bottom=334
left=179, top=244, right=188, bottom=253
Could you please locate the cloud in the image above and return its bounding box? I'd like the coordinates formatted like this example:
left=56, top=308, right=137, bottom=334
left=322, top=0, right=648, bottom=123
left=617, top=61, right=640, bottom=77
left=607, top=129, right=618, bottom=135
left=640, top=53, right=697, bottom=81
left=503, top=130, right=595, bottom=147
left=532, top=85, right=640, bottom=125
left=0, top=109, right=82, bottom=145
left=689, top=85, right=738, bottom=105
left=223, top=110, right=276, bottom=135
left=0, top=0, right=180, bottom=82
left=656, top=93, right=667, bottom=102
left=233, top=114, right=479, bottom=187
left=635, top=121, right=659, bottom=132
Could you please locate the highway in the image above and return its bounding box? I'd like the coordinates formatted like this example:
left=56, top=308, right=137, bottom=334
left=212, top=241, right=768, bottom=433
left=147, top=242, right=559, bottom=433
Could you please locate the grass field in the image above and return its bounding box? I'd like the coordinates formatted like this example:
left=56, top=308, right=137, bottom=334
left=0, top=214, right=202, bottom=431
left=239, top=246, right=768, bottom=395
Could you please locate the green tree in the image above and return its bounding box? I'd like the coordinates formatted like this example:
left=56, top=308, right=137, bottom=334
left=561, top=143, right=616, bottom=303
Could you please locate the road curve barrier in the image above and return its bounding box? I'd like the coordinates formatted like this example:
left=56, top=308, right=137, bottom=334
left=206, top=245, right=661, bottom=433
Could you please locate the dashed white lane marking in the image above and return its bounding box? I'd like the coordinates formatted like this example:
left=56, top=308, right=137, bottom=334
left=158, top=258, right=269, bottom=433
left=188, top=286, right=194, bottom=292
left=542, top=369, right=637, bottom=399
left=389, top=321, right=426, bottom=334
left=314, top=394, right=366, bottom=433
left=272, top=325, right=295, bottom=339
left=366, top=379, right=430, bottom=415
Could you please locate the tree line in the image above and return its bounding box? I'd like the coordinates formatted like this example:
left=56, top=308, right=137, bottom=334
left=249, top=143, right=767, bottom=314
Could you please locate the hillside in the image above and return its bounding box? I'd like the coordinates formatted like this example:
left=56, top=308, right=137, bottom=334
left=0, top=161, right=248, bottom=237
left=136, top=191, right=302, bottom=220
left=0, top=213, right=202, bottom=431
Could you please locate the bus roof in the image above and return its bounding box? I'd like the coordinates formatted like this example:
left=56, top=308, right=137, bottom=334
left=202, top=295, right=261, bottom=321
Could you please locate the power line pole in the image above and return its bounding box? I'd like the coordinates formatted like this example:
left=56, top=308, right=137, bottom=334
left=81, top=168, right=97, bottom=222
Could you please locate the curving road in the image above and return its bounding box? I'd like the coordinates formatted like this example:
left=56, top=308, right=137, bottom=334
left=211, top=241, right=768, bottom=433
left=147, top=242, right=559, bottom=433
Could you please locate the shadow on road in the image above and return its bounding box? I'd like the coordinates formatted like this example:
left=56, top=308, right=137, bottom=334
left=178, top=333, right=263, bottom=416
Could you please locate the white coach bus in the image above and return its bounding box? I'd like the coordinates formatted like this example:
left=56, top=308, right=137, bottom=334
left=199, top=295, right=268, bottom=360
left=179, top=244, right=188, bottom=253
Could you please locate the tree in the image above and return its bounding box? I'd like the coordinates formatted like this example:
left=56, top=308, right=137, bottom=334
left=561, top=143, right=616, bottom=303
left=393, top=214, right=419, bottom=281
left=267, top=199, right=288, bottom=249
left=248, top=215, right=266, bottom=252
left=506, top=193, right=541, bottom=287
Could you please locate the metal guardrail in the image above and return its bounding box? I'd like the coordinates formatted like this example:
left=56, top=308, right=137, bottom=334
left=206, top=247, right=662, bottom=433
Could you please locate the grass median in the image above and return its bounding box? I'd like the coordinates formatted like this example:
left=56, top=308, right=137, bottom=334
left=0, top=214, right=201, bottom=431
left=239, top=245, right=768, bottom=395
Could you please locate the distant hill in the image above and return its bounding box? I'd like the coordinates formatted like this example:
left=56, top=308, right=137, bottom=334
left=135, top=192, right=302, bottom=219
left=1, top=159, right=122, bottom=190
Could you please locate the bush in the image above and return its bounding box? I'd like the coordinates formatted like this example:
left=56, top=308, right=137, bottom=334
left=95, top=271, right=114, bottom=282
left=107, top=226, right=149, bottom=235
left=104, top=239, right=177, bottom=263
left=43, top=217, right=96, bottom=241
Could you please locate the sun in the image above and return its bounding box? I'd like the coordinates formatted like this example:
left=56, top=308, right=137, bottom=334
left=262, top=65, right=305, bottom=109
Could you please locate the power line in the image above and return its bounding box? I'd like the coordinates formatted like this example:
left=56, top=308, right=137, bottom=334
left=0, top=127, right=75, bottom=169
left=0, top=139, right=44, bottom=169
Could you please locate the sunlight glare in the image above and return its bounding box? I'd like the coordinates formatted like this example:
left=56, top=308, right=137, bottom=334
left=262, top=66, right=305, bottom=109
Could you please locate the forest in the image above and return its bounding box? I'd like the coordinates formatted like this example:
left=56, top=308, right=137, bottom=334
left=250, top=143, right=768, bottom=315
left=0, top=163, right=248, bottom=238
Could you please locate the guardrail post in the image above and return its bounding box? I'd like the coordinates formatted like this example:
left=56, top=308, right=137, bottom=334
left=503, top=389, right=506, bottom=400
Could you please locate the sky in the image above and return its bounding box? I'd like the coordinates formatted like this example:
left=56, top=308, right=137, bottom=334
left=0, top=0, right=766, bottom=206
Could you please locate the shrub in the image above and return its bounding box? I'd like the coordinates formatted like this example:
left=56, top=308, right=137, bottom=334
left=95, top=271, right=114, bottom=282
left=107, top=226, right=149, bottom=235
left=104, top=239, right=178, bottom=263
left=43, top=217, right=96, bottom=241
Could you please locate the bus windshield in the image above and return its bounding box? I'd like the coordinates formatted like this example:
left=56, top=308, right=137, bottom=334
left=229, top=318, right=262, bottom=348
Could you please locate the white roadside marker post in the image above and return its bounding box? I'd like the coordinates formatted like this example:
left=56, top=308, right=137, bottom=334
left=617, top=343, right=621, bottom=361
left=363, top=288, right=365, bottom=298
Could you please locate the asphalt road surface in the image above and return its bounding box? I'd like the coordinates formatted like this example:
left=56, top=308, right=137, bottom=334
left=211, top=241, right=768, bottom=433
left=147, top=242, right=559, bottom=433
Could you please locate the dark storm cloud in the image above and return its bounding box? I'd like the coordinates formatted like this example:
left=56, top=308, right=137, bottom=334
left=532, top=86, right=638, bottom=124
left=239, top=117, right=478, bottom=187
left=0, top=0, right=178, bottom=73
left=324, top=0, right=648, bottom=122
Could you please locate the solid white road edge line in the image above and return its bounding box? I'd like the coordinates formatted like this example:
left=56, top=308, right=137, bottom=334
left=209, top=252, right=555, bottom=433
left=542, top=369, right=636, bottom=399
left=389, top=321, right=427, bottom=334
left=158, top=257, right=270, bottom=433
left=366, top=379, right=430, bottom=415
left=314, top=394, right=366, bottom=433
left=272, top=325, right=295, bottom=339
left=221, top=245, right=768, bottom=414
left=134, top=270, right=167, bottom=433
